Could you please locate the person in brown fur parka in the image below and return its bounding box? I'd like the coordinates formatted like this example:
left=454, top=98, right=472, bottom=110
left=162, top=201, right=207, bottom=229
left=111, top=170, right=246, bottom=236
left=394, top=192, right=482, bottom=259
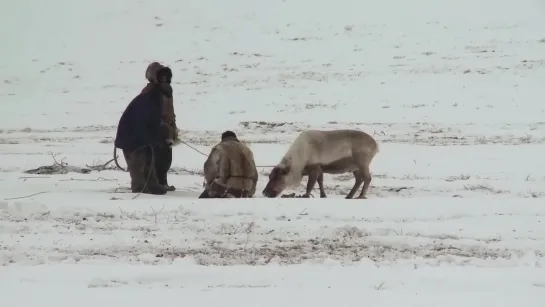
left=199, top=131, right=258, bottom=198
left=141, top=62, right=180, bottom=191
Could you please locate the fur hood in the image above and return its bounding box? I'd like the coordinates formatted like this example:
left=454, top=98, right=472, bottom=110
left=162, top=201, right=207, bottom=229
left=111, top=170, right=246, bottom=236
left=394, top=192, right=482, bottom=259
left=145, top=62, right=172, bottom=84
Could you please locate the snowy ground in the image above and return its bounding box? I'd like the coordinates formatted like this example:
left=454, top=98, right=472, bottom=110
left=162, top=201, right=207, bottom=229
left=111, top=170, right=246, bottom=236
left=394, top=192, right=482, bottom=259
left=2, top=0, right=545, bottom=305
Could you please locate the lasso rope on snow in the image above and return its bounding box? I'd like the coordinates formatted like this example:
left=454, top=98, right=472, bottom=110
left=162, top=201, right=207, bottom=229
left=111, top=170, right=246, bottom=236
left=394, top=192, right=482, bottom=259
left=133, top=144, right=155, bottom=199
left=113, top=144, right=156, bottom=199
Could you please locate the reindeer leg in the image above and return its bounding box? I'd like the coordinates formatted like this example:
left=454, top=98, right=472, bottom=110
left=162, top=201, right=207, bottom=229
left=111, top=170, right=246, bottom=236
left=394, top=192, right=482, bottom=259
left=356, top=155, right=373, bottom=199
left=317, top=168, right=327, bottom=198
left=304, top=166, right=319, bottom=198
left=345, top=170, right=363, bottom=199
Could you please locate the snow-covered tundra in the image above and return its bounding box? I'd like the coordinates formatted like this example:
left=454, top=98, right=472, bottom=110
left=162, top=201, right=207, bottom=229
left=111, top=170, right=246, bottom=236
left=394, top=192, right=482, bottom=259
left=2, top=0, right=545, bottom=306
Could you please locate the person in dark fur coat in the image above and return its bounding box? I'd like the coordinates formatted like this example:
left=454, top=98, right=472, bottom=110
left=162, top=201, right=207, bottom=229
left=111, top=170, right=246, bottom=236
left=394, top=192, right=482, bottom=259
left=114, top=63, right=175, bottom=195
left=140, top=62, right=179, bottom=192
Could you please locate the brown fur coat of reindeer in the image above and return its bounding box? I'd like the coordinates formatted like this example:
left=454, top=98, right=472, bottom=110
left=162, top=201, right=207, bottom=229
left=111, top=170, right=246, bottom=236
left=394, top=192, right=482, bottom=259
left=262, top=129, right=379, bottom=199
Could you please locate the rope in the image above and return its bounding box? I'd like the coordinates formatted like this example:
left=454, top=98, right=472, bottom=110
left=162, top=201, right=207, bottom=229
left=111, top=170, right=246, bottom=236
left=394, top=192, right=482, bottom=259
left=132, top=144, right=155, bottom=200
left=113, top=144, right=156, bottom=199
left=113, top=139, right=275, bottom=175
left=179, top=140, right=275, bottom=168
left=114, top=146, right=125, bottom=171
left=179, top=140, right=208, bottom=156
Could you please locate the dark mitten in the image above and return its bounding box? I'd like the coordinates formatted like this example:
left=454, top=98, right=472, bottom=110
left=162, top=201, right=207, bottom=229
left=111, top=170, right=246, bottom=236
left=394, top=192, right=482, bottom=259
left=209, top=180, right=227, bottom=198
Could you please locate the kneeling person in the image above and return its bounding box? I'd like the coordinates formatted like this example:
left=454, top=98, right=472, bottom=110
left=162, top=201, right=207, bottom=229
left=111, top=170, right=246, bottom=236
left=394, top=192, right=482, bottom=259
left=200, top=131, right=258, bottom=198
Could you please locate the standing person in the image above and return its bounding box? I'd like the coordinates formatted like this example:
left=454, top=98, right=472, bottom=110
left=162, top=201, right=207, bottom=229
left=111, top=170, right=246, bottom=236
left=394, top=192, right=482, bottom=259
left=114, top=62, right=176, bottom=195
left=199, top=131, right=259, bottom=198
left=140, top=62, right=179, bottom=191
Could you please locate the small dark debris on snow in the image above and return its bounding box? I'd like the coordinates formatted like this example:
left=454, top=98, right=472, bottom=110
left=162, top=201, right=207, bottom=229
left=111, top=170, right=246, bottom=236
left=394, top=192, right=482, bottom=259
left=386, top=187, right=411, bottom=193
left=281, top=193, right=312, bottom=198
left=25, top=165, right=92, bottom=175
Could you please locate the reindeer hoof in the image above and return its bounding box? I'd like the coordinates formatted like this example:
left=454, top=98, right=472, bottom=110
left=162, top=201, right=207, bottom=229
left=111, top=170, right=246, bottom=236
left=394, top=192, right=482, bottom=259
left=320, top=194, right=327, bottom=198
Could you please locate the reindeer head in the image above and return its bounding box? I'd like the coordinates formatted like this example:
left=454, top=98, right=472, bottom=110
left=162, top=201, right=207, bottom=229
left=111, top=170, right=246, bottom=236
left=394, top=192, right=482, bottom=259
left=262, top=164, right=291, bottom=198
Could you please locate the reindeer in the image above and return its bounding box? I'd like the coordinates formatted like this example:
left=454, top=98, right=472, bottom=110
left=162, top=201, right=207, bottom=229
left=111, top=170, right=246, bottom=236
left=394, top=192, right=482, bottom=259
left=262, top=129, right=379, bottom=199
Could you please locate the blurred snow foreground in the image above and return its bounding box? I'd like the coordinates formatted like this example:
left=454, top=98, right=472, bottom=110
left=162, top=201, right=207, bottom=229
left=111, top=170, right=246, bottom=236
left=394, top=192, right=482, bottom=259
left=2, top=0, right=545, bottom=305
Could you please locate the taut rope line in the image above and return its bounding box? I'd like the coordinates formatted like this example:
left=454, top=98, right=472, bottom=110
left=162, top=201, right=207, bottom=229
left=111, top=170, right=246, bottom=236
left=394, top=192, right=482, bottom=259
left=113, top=140, right=275, bottom=171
